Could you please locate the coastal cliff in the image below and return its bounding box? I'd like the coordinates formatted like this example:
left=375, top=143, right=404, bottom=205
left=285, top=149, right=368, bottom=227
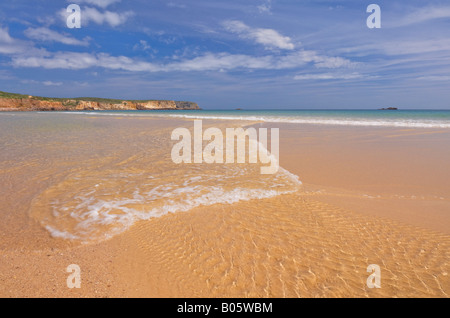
left=0, top=91, right=200, bottom=111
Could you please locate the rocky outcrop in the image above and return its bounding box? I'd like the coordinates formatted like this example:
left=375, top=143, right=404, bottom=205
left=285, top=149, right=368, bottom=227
left=379, top=107, right=398, bottom=110
left=175, top=101, right=200, bottom=110
left=0, top=96, right=200, bottom=111
left=136, top=101, right=177, bottom=110
left=74, top=101, right=139, bottom=110
left=0, top=98, right=66, bottom=111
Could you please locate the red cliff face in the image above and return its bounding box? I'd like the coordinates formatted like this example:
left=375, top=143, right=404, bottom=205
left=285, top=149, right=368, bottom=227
left=0, top=98, right=200, bottom=111
left=136, top=100, right=177, bottom=110
left=0, top=98, right=66, bottom=111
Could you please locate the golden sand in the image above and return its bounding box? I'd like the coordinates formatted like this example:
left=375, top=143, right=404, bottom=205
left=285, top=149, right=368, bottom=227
left=1, top=193, right=448, bottom=298
left=0, top=114, right=448, bottom=297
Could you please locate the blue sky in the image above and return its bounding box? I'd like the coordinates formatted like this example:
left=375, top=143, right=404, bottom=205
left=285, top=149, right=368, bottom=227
left=0, top=0, right=449, bottom=109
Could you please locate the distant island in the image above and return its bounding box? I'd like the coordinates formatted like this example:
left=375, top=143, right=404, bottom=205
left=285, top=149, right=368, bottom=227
left=379, top=107, right=398, bottom=110
left=0, top=91, right=200, bottom=111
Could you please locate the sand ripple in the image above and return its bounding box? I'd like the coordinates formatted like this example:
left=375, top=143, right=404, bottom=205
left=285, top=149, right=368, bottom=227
left=119, top=193, right=449, bottom=298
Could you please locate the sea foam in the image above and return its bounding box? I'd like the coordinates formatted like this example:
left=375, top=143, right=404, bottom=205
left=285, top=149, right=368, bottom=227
left=53, top=111, right=450, bottom=129
left=41, top=169, right=301, bottom=242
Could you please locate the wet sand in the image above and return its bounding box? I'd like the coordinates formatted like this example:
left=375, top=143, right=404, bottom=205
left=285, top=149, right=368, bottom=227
left=276, top=124, right=450, bottom=234
left=0, top=115, right=448, bottom=297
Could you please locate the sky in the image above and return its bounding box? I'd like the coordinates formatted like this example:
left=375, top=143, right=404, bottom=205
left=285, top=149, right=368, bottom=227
left=0, top=0, right=449, bottom=109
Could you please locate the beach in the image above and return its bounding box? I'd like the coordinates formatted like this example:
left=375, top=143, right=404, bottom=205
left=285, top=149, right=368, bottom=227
left=0, top=111, right=449, bottom=298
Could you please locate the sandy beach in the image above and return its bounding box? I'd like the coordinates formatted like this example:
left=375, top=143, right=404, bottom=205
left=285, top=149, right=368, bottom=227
left=0, top=113, right=448, bottom=298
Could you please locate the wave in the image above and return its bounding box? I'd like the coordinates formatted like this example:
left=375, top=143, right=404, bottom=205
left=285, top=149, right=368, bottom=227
left=31, top=130, right=301, bottom=242
left=37, top=168, right=301, bottom=242
left=52, top=111, right=450, bottom=128
left=156, top=114, right=450, bottom=128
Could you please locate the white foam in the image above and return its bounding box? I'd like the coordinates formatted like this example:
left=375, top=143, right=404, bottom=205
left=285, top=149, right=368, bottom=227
left=158, top=114, right=450, bottom=129
left=45, top=168, right=302, bottom=242
left=45, top=225, right=80, bottom=240
left=52, top=111, right=450, bottom=129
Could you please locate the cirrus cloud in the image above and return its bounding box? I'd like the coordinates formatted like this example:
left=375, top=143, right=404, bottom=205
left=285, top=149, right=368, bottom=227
left=223, top=20, right=295, bottom=50
left=61, top=6, right=134, bottom=28
left=11, top=49, right=355, bottom=73
left=24, top=27, right=90, bottom=46
left=72, top=0, right=121, bottom=9
left=393, top=6, right=450, bottom=27
left=82, top=7, right=134, bottom=27
left=294, top=73, right=365, bottom=80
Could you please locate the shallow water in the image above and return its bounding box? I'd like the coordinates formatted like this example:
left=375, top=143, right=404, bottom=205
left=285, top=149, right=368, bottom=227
left=0, top=113, right=300, bottom=243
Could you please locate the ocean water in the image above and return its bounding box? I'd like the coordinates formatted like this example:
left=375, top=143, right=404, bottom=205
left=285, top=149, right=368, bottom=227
left=0, top=113, right=300, bottom=243
left=56, top=109, right=450, bottom=128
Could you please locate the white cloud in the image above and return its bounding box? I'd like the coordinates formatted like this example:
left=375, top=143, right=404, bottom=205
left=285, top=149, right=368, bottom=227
left=0, top=27, right=15, bottom=44
left=11, top=49, right=354, bottom=73
left=37, top=15, right=56, bottom=27
left=4, top=23, right=353, bottom=75
left=133, top=40, right=150, bottom=51
left=340, top=39, right=450, bottom=56
left=294, top=73, right=364, bottom=80
left=258, top=0, right=272, bottom=14
left=0, top=26, right=31, bottom=54
left=82, top=7, right=134, bottom=27
left=61, top=7, right=133, bottom=27
left=13, top=52, right=99, bottom=70
left=167, top=2, right=187, bottom=9
left=133, top=40, right=159, bottom=56
left=0, top=70, right=14, bottom=80
left=74, top=0, right=121, bottom=9
left=20, top=79, right=63, bottom=86
left=313, top=56, right=355, bottom=69
left=223, top=20, right=295, bottom=50
left=395, top=6, right=450, bottom=27
left=24, top=27, right=89, bottom=46
left=43, top=81, right=63, bottom=86
left=415, top=76, right=450, bottom=81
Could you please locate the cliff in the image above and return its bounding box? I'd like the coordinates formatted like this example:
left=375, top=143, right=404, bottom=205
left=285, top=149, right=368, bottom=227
left=0, top=91, right=200, bottom=111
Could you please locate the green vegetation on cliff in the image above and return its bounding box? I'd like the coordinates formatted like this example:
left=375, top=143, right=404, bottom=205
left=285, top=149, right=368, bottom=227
left=0, top=91, right=177, bottom=103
